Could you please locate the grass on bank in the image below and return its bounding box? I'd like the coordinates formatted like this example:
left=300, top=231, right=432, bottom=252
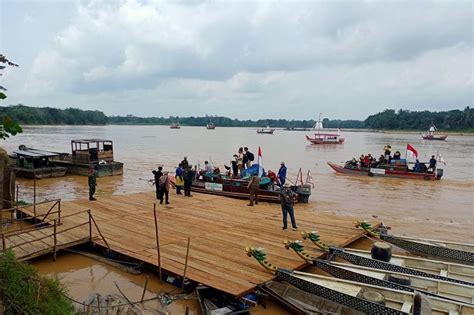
left=0, top=249, right=74, bottom=314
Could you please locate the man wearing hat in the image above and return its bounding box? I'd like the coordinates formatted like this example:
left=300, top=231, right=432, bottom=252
left=280, top=184, right=297, bottom=230
left=277, top=162, right=287, bottom=187
left=158, top=171, right=170, bottom=205
left=88, top=166, right=97, bottom=201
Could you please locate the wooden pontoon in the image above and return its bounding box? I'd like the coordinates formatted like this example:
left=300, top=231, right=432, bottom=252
left=12, top=146, right=67, bottom=179
left=55, top=139, right=123, bottom=177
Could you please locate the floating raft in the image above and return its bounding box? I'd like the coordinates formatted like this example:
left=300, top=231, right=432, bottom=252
left=19, top=192, right=370, bottom=296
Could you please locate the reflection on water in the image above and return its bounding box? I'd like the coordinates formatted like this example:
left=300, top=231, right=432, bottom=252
left=3, top=125, right=473, bottom=241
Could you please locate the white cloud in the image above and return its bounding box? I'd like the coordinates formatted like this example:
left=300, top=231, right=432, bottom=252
left=3, top=0, right=472, bottom=119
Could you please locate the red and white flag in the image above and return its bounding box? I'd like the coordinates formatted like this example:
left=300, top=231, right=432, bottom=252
left=257, top=146, right=263, bottom=177
left=406, top=144, right=418, bottom=160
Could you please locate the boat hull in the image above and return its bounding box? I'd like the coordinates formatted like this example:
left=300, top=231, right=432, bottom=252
left=306, top=135, right=344, bottom=144
left=257, top=130, right=274, bottom=134
left=327, top=162, right=442, bottom=180
left=14, top=167, right=67, bottom=179
left=422, top=134, right=448, bottom=140
left=55, top=161, right=123, bottom=177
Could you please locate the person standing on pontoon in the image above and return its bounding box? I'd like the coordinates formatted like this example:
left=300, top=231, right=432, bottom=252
left=277, top=162, right=287, bottom=187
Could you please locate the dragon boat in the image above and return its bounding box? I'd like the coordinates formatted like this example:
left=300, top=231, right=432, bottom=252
left=284, top=240, right=474, bottom=305
left=356, top=221, right=474, bottom=265
left=170, top=168, right=312, bottom=203
left=246, top=247, right=474, bottom=315
left=327, top=161, right=443, bottom=180
left=302, top=230, right=474, bottom=286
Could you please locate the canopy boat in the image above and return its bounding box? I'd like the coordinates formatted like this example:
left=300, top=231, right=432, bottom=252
left=306, top=114, right=344, bottom=144
left=206, top=121, right=216, bottom=129
left=170, top=170, right=311, bottom=203
left=12, top=146, right=68, bottom=179
left=55, top=139, right=123, bottom=177
left=327, top=160, right=443, bottom=180
left=422, top=124, right=448, bottom=141
left=356, top=222, right=474, bottom=265
left=256, top=126, right=275, bottom=134
left=170, top=122, right=181, bottom=129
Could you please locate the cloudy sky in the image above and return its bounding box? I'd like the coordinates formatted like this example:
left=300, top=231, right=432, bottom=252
left=1, top=0, right=472, bottom=120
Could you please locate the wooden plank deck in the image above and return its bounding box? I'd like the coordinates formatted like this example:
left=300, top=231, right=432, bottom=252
left=18, top=192, right=371, bottom=296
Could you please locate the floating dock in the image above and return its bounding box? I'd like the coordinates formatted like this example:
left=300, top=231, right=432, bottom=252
left=11, top=192, right=370, bottom=296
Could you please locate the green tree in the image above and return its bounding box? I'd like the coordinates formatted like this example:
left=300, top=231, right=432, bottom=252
left=0, top=54, right=22, bottom=139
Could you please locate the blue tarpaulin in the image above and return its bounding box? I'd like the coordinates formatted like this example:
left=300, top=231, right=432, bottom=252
left=242, top=164, right=264, bottom=177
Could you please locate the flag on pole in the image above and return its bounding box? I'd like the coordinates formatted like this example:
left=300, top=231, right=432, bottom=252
left=257, top=146, right=263, bottom=177
left=406, top=144, right=418, bottom=160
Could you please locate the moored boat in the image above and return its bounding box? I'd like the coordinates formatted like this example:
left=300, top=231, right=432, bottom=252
left=306, top=113, right=344, bottom=144
left=206, top=121, right=216, bottom=129
left=195, top=285, right=250, bottom=315
left=327, top=161, right=443, bottom=180
left=422, top=123, right=448, bottom=140
left=256, top=126, right=275, bottom=134
left=12, top=146, right=68, bottom=179
left=55, top=139, right=123, bottom=177
left=170, top=121, right=181, bottom=129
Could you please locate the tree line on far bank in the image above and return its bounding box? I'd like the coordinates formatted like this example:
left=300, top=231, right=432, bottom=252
left=1, top=104, right=472, bottom=131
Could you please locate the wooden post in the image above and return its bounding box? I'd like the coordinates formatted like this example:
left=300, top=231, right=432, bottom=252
left=53, top=219, right=57, bottom=261
left=153, top=203, right=163, bottom=283
left=88, top=209, right=92, bottom=241
left=181, top=236, right=191, bottom=292
left=33, top=174, right=37, bottom=218
left=140, top=276, right=149, bottom=303
left=15, top=184, right=18, bottom=204
left=1, top=234, right=5, bottom=251
left=58, top=199, right=61, bottom=225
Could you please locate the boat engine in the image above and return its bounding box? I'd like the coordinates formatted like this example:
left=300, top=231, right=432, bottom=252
left=436, top=168, right=443, bottom=180
left=296, top=184, right=311, bottom=203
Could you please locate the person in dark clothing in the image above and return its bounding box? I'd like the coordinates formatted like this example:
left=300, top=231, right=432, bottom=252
left=429, top=155, right=437, bottom=170
left=414, top=159, right=422, bottom=172
left=88, top=167, right=97, bottom=201
left=244, top=147, right=254, bottom=168
left=231, top=155, right=238, bottom=177
left=181, top=157, right=189, bottom=169
left=158, top=172, right=170, bottom=204
left=280, top=185, right=297, bottom=230
left=393, top=151, right=401, bottom=160
left=247, top=175, right=260, bottom=206
left=183, top=166, right=195, bottom=197
left=152, top=166, right=163, bottom=199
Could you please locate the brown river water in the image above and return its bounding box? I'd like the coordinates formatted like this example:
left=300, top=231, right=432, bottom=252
left=2, top=125, right=473, bottom=314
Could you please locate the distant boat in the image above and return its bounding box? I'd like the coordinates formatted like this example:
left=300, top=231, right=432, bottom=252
left=170, top=122, right=181, bottom=129
left=422, top=123, right=448, bottom=140
left=256, top=126, right=275, bottom=134
left=206, top=122, right=216, bottom=130
left=306, top=113, right=344, bottom=144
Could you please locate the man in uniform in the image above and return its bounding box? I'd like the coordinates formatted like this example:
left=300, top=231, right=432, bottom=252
left=280, top=184, right=297, bottom=230
left=88, top=166, right=97, bottom=201
left=247, top=175, right=260, bottom=206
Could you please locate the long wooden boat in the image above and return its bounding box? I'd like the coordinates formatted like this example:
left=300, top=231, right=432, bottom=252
left=314, top=260, right=474, bottom=305
left=283, top=240, right=474, bottom=304
left=329, top=248, right=474, bottom=287
left=356, top=222, right=474, bottom=265
left=170, top=122, right=181, bottom=129
left=259, top=281, right=355, bottom=314
left=170, top=175, right=312, bottom=203
left=306, top=114, right=344, bottom=144
left=12, top=146, right=68, bottom=179
left=195, top=285, right=250, bottom=315
left=327, top=161, right=443, bottom=180
left=277, top=269, right=474, bottom=315
left=54, top=139, right=123, bottom=177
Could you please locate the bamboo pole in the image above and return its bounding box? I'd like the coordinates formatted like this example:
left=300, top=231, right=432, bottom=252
left=58, top=199, right=61, bottom=225
left=181, top=236, right=191, bottom=292
left=140, top=276, right=149, bottom=303
left=53, top=219, right=57, bottom=261
left=33, top=174, right=37, bottom=218
left=15, top=184, right=18, bottom=204
left=153, top=203, right=163, bottom=283
left=1, top=234, right=5, bottom=251
left=88, top=209, right=92, bottom=241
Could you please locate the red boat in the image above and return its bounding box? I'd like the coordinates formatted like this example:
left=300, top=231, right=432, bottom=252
left=169, top=174, right=311, bottom=203
left=306, top=114, right=344, bottom=144
left=327, top=161, right=443, bottom=180
left=422, top=123, right=448, bottom=140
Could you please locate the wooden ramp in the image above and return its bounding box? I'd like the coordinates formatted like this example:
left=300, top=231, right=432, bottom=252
left=18, top=192, right=370, bottom=296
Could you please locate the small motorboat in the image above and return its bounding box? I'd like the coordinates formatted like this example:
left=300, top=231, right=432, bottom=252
left=306, top=114, right=344, bottom=144
left=170, top=122, right=181, bottom=129
left=206, top=122, right=216, bottom=129
left=422, top=123, right=448, bottom=140
left=256, top=126, right=275, bottom=134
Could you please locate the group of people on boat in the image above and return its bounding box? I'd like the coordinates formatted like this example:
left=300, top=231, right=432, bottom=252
left=345, top=144, right=438, bottom=173
left=229, top=147, right=255, bottom=177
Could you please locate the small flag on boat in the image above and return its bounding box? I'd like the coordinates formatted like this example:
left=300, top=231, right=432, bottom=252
left=257, top=146, right=263, bottom=177
left=406, top=144, right=418, bottom=160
